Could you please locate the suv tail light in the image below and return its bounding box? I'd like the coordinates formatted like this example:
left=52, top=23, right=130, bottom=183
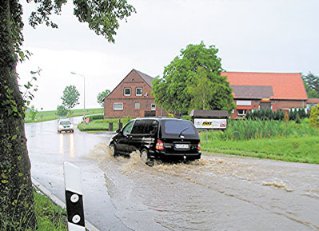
left=156, top=139, right=165, bottom=151
left=196, top=142, right=201, bottom=151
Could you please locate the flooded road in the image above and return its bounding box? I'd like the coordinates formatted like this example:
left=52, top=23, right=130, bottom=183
left=26, top=120, right=319, bottom=230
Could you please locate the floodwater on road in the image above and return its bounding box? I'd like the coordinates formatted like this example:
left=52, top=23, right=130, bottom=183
left=26, top=119, right=319, bottom=231
left=91, top=143, right=319, bottom=231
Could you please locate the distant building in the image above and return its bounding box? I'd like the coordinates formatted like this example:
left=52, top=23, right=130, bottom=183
left=104, top=69, right=167, bottom=118
left=222, top=72, right=308, bottom=118
left=104, top=70, right=308, bottom=119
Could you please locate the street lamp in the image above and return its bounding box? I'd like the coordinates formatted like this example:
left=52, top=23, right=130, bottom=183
left=70, top=72, right=86, bottom=111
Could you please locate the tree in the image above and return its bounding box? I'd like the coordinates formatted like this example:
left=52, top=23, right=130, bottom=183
left=56, top=105, right=68, bottom=117
left=303, top=73, right=319, bottom=98
left=0, top=1, right=135, bottom=230
left=61, top=85, right=80, bottom=110
left=97, top=89, right=110, bottom=107
left=152, top=42, right=234, bottom=115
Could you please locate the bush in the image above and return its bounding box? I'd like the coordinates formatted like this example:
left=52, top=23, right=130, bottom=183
left=309, top=105, right=319, bottom=128
left=56, top=105, right=68, bottom=117
left=245, top=109, right=308, bottom=121
left=84, top=114, right=104, bottom=121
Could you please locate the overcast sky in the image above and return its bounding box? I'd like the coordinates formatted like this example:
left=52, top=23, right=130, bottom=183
left=17, top=0, right=319, bottom=110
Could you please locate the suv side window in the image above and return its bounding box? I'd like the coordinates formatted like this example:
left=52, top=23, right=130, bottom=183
left=131, top=120, right=145, bottom=134
left=122, top=121, right=134, bottom=136
left=144, top=120, right=158, bottom=135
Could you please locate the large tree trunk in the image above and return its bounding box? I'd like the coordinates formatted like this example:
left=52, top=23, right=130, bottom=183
left=0, top=1, right=36, bottom=230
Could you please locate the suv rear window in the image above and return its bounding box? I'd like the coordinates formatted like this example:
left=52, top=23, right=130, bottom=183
left=162, top=120, right=197, bottom=135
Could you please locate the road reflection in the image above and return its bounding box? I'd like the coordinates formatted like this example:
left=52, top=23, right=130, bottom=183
left=58, top=133, right=75, bottom=158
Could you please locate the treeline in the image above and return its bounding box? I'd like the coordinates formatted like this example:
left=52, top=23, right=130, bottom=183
left=245, top=109, right=308, bottom=122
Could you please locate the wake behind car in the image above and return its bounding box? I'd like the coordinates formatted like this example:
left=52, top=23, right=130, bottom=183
left=57, top=118, right=74, bottom=133
left=109, top=117, right=201, bottom=165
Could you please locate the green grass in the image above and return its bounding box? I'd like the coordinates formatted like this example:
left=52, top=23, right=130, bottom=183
left=25, top=108, right=103, bottom=123
left=200, top=120, right=319, bottom=164
left=77, top=118, right=131, bottom=132
left=201, top=136, right=319, bottom=164
left=34, top=191, right=67, bottom=231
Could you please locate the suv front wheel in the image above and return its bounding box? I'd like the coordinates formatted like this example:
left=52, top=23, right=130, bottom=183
left=109, top=143, right=118, bottom=157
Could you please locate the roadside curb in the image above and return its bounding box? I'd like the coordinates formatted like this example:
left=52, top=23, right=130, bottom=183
left=32, top=177, right=100, bottom=231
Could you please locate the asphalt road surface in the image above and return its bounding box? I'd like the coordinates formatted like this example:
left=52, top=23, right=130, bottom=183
left=25, top=119, right=319, bottom=231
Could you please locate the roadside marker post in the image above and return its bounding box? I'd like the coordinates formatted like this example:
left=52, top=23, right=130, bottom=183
left=64, top=162, right=86, bottom=231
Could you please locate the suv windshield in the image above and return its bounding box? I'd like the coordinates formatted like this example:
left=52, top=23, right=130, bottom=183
left=162, top=120, right=197, bottom=136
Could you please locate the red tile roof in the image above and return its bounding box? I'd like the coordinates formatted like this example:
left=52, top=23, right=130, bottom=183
left=221, top=72, right=307, bottom=100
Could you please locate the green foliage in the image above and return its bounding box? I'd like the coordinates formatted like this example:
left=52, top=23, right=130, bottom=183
left=56, top=105, right=68, bottom=117
left=200, top=120, right=319, bottom=163
left=97, top=89, right=110, bottom=106
left=78, top=118, right=131, bottom=132
left=152, top=42, right=234, bottom=115
left=21, top=68, right=40, bottom=109
left=302, top=72, right=319, bottom=98
left=28, top=106, right=38, bottom=121
left=29, top=0, right=136, bottom=42
left=201, top=136, right=319, bottom=164
left=34, top=191, right=67, bottom=231
left=61, top=85, right=80, bottom=110
left=84, top=113, right=104, bottom=121
left=201, top=119, right=318, bottom=141
left=245, top=109, right=308, bottom=121
left=309, top=105, right=319, bottom=128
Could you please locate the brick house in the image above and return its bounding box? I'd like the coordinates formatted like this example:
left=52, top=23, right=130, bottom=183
left=221, top=72, right=308, bottom=118
left=104, top=69, right=167, bottom=118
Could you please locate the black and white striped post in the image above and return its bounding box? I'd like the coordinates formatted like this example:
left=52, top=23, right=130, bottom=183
left=64, top=162, right=86, bottom=231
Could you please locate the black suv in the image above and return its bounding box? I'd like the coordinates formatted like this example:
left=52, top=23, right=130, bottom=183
left=109, top=118, right=201, bottom=164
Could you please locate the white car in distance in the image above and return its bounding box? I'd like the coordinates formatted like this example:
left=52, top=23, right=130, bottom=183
left=57, top=119, right=74, bottom=133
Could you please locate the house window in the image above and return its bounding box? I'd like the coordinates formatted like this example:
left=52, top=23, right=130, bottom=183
left=136, top=88, right=143, bottom=96
left=113, top=103, right=123, bottom=111
left=151, top=103, right=156, bottom=111
left=124, top=88, right=131, bottom=96
left=237, top=109, right=247, bottom=116
left=135, top=102, right=140, bottom=109
left=236, top=100, right=252, bottom=106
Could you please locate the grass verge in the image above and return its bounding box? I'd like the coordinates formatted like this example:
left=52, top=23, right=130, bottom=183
left=78, top=118, right=131, bottom=132
left=201, top=136, right=319, bottom=164
left=25, top=108, right=103, bottom=123
left=34, top=191, right=67, bottom=231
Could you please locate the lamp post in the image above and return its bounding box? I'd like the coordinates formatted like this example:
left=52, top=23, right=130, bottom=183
left=70, top=72, right=86, bottom=111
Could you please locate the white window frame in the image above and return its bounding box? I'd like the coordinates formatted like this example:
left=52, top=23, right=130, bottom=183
left=136, top=88, right=143, bottom=96
left=236, top=100, right=252, bottom=106
left=113, top=103, right=123, bottom=111
left=134, top=102, right=140, bottom=110
left=124, top=88, right=131, bottom=96
left=151, top=103, right=156, bottom=111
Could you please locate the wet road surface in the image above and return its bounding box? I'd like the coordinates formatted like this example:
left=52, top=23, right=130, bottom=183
left=26, top=120, right=319, bottom=231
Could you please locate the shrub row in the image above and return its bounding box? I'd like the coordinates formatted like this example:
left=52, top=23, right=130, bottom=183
left=245, top=109, right=308, bottom=121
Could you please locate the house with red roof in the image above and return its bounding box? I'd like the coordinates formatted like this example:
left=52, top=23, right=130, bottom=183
left=104, top=69, right=167, bottom=118
left=221, top=72, right=308, bottom=118
left=104, top=70, right=307, bottom=119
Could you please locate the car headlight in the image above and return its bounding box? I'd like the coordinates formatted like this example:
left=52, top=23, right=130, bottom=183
left=70, top=124, right=73, bottom=129
left=59, top=125, right=64, bottom=129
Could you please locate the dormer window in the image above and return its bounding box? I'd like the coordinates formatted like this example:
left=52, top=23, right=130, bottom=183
left=136, top=88, right=143, bottom=96
left=124, top=88, right=131, bottom=96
